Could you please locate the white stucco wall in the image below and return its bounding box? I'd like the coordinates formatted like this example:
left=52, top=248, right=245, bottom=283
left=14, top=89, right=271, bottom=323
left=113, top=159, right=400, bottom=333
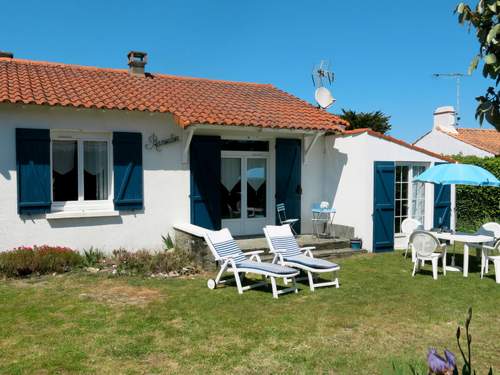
left=414, top=130, right=494, bottom=158
left=2, top=103, right=452, bottom=253
left=0, top=103, right=327, bottom=251
left=0, top=103, right=190, bottom=252
left=324, top=132, right=454, bottom=252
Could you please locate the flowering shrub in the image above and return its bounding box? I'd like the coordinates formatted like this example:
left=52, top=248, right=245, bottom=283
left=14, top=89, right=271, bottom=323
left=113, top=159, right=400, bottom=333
left=110, top=248, right=195, bottom=276
left=0, top=245, right=82, bottom=277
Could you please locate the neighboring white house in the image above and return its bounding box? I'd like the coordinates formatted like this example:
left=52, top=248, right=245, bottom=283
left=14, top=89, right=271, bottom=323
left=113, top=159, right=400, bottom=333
left=0, top=52, right=454, bottom=253
left=414, top=106, right=500, bottom=157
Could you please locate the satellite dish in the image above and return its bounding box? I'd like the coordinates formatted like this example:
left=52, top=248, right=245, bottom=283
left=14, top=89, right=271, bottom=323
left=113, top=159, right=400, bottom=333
left=315, top=87, right=335, bottom=109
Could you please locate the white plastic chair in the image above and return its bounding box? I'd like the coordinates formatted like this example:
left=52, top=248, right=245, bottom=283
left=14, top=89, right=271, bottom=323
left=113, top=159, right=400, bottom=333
left=410, top=231, right=447, bottom=280
left=469, top=222, right=500, bottom=275
left=276, top=203, right=299, bottom=234
left=203, top=228, right=299, bottom=298
left=401, top=218, right=423, bottom=259
left=263, top=224, right=340, bottom=291
left=481, top=239, right=500, bottom=283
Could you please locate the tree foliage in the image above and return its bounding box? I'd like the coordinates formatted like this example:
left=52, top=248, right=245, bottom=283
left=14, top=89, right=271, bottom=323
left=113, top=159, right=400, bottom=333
left=340, top=109, right=392, bottom=134
left=453, top=154, right=500, bottom=231
left=456, top=1, right=500, bottom=129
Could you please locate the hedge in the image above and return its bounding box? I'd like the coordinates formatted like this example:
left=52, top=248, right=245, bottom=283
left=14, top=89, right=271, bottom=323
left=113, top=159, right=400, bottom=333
left=452, top=155, right=500, bottom=232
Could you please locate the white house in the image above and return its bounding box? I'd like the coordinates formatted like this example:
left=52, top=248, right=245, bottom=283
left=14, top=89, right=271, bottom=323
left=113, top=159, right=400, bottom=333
left=414, top=106, right=500, bottom=157
left=0, top=51, right=453, bottom=253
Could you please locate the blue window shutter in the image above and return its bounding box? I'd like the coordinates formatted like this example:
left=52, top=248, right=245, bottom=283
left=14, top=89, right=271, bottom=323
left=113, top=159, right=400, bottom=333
left=113, top=132, right=143, bottom=211
left=433, top=162, right=451, bottom=229
left=190, top=135, right=221, bottom=230
left=373, top=161, right=395, bottom=252
left=16, top=128, right=51, bottom=215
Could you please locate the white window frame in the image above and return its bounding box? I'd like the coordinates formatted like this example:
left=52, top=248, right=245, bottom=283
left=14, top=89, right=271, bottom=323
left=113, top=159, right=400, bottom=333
left=394, top=162, right=428, bottom=234
left=49, top=130, right=114, bottom=214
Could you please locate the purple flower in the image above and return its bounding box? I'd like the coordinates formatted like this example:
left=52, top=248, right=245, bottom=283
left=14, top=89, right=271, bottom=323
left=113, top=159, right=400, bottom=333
left=444, top=349, right=456, bottom=369
left=427, top=348, right=457, bottom=374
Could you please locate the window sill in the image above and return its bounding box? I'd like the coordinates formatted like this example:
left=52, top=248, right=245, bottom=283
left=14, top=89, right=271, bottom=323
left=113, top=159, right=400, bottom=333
left=46, top=210, right=120, bottom=220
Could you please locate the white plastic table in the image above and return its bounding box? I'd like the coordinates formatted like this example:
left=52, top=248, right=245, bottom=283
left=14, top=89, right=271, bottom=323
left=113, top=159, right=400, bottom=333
left=311, top=207, right=336, bottom=238
left=430, top=232, right=494, bottom=277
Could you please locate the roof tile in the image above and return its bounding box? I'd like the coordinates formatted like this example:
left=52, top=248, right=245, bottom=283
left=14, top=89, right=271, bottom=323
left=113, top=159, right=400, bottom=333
left=446, top=128, right=500, bottom=156
left=0, top=57, right=347, bottom=132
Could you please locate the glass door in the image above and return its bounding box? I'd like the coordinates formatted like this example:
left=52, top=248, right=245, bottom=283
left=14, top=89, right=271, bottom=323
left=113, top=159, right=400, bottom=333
left=221, top=153, right=269, bottom=235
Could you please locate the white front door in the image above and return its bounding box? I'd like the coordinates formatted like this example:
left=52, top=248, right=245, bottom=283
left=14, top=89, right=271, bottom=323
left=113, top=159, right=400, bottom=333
left=221, top=151, right=270, bottom=236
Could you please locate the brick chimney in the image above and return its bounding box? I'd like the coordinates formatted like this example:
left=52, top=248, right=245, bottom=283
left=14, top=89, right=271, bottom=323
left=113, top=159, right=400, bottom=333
left=127, top=51, right=147, bottom=77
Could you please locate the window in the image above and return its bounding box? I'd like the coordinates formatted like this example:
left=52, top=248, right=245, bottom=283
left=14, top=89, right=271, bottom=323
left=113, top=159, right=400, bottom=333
left=395, top=166, right=409, bottom=234
left=84, top=141, right=108, bottom=200
left=394, top=164, right=427, bottom=233
left=51, top=133, right=111, bottom=205
left=247, top=158, right=266, bottom=218
left=221, top=158, right=241, bottom=219
left=411, top=166, right=426, bottom=225
left=52, top=141, right=78, bottom=201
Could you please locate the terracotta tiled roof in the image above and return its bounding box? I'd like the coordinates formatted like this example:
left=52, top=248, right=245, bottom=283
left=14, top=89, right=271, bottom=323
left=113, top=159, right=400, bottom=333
left=444, top=128, right=500, bottom=156
left=0, top=57, right=347, bottom=132
left=340, top=128, right=455, bottom=162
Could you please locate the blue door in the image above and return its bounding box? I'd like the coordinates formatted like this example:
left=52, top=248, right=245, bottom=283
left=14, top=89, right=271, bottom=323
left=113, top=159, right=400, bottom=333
left=275, top=138, right=301, bottom=233
left=190, top=136, right=221, bottom=230
left=373, top=161, right=395, bottom=252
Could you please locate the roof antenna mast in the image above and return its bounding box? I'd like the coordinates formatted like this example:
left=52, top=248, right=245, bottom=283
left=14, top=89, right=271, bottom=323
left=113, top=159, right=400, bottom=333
left=312, top=60, right=336, bottom=109
left=432, top=72, right=467, bottom=127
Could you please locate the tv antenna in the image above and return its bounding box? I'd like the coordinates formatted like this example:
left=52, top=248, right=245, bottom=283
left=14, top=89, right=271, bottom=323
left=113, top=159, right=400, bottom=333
left=432, top=72, right=467, bottom=126
left=312, top=60, right=336, bottom=109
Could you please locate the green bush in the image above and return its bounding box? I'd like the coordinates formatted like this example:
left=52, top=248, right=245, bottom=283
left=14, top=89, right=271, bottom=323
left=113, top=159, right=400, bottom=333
left=111, top=248, right=194, bottom=276
left=82, top=247, right=106, bottom=268
left=0, top=246, right=82, bottom=277
left=452, top=155, right=500, bottom=231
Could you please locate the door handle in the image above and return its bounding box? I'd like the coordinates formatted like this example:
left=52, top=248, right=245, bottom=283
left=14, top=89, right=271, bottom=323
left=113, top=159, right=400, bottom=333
left=296, top=185, right=302, bottom=195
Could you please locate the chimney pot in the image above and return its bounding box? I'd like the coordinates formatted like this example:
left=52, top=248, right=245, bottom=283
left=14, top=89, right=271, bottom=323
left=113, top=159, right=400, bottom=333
left=0, top=51, right=14, bottom=58
left=127, top=51, right=147, bottom=77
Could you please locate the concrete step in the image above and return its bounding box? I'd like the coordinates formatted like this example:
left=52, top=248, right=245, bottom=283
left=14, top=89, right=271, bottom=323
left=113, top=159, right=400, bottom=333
left=258, top=247, right=367, bottom=262
left=235, top=235, right=365, bottom=263
left=236, top=235, right=350, bottom=252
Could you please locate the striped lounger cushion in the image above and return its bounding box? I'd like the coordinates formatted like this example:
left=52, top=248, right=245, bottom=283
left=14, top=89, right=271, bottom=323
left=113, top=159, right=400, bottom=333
left=284, top=255, right=339, bottom=270
left=236, top=260, right=297, bottom=275
left=212, top=239, right=247, bottom=263
left=270, top=236, right=302, bottom=257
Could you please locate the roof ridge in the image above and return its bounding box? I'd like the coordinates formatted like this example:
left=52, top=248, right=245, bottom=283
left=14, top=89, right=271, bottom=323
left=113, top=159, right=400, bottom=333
left=341, top=128, right=454, bottom=162
left=0, top=57, right=129, bottom=74
left=457, top=127, right=497, bottom=132
left=0, top=57, right=273, bottom=87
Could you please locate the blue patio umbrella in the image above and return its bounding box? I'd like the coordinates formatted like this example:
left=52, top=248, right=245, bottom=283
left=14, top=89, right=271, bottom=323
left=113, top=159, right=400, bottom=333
left=413, top=162, right=499, bottom=268
left=413, top=163, right=500, bottom=187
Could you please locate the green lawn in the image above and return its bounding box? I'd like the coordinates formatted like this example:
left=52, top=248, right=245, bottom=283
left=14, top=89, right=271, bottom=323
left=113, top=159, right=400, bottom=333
left=0, top=252, right=499, bottom=374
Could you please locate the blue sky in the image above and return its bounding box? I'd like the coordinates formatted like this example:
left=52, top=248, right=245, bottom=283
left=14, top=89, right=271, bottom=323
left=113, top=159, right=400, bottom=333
left=1, top=0, right=493, bottom=142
